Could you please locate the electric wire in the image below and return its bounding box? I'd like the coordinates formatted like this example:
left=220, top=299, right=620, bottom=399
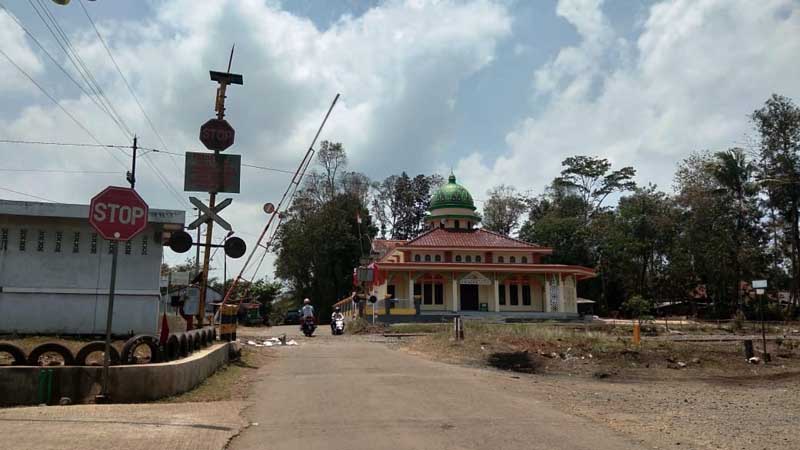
left=77, top=0, right=183, bottom=177
left=30, top=0, right=132, bottom=140
left=0, top=48, right=128, bottom=168
left=0, top=186, right=56, bottom=202
left=0, top=168, right=118, bottom=174
left=0, top=139, right=296, bottom=175
left=0, top=2, right=130, bottom=140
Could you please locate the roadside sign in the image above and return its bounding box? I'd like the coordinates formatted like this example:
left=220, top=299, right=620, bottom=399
left=752, top=280, right=768, bottom=289
left=199, top=118, right=235, bottom=151
left=89, top=186, right=149, bottom=241
left=756, top=288, right=765, bottom=295
left=184, top=152, right=241, bottom=193
left=187, top=196, right=232, bottom=231
left=171, top=271, right=191, bottom=286
left=263, top=202, right=275, bottom=214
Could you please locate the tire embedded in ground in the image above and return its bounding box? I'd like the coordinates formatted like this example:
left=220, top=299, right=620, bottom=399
left=196, top=329, right=208, bottom=348
left=186, top=333, right=195, bottom=353
left=27, top=343, right=76, bottom=366
left=175, top=332, right=190, bottom=357
left=120, top=335, right=161, bottom=364
left=163, top=334, right=180, bottom=361
left=190, top=330, right=203, bottom=349
left=75, top=341, right=120, bottom=366
left=0, top=343, right=27, bottom=366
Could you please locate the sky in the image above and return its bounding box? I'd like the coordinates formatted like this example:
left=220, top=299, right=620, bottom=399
left=0, top=0, right=798, bottom=282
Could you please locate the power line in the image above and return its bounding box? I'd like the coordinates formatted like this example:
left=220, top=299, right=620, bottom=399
left=29, top=0, right=132, bottom=140
left=77, top=0, right=181, bottom=176
left=0, top=186, right=56, bottom=202
left=0, top=2, right=129, bottom=138
left=73, top=0, right=188, bottom=207
left=0, top=139, right=297, bottom=175
left=0, top=168, right=118, bottom=174
left=143, top=148, right=296, bottom=175
left=0, top=138, right=130, bottom=148
left=0, top=47, right=128, bottom=168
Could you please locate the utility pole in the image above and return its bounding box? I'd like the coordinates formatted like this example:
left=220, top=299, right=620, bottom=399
left=197, top=46, right=242, bottom=328
left=126, top=135, right=137, bottom=188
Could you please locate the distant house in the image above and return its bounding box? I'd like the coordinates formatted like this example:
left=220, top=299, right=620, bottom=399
left=168, top=285, right=223, bottom=314
left=0, top=199, right=184, bottom=335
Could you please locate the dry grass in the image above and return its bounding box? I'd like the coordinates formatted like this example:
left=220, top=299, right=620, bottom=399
left=405, top=321, right=800, bottom=379
left=158, top=347, right=270, bottom=403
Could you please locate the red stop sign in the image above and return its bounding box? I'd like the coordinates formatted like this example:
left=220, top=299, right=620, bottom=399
left=199, top=118, right=235, bottom=151
left=89, top=186, right=149, bottom=241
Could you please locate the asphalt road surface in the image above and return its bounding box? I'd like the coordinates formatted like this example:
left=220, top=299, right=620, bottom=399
left=229, top=325, right=641, bottom=450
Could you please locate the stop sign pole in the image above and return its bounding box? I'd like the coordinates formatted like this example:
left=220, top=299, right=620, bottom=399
left=89, top=179, right=149, bottom=402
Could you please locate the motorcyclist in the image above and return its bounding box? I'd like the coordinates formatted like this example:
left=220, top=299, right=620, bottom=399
left=300, top=298, right=315, bottom=330
left=330, top=306, right=344, bottom=333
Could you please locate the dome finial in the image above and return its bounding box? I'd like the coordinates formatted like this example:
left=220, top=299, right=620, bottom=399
left=448, top=169, right=456, bottom=184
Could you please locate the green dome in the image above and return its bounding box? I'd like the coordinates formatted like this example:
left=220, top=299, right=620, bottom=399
left=429, top=174, right=476, bottom=211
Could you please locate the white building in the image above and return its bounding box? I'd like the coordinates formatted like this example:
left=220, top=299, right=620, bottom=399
left=0, top=199, right=184, bottom=335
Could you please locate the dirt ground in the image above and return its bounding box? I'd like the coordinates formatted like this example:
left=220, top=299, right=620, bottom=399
left=402, top=323, right=800, bottom=450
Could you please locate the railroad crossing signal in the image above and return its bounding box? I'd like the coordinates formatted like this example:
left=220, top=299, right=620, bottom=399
left=89, top=186, right=149, bottom=241
left=187, top=196, right=232, bottom=231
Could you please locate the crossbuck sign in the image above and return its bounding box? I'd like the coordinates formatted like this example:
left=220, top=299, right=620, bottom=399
left=188, top=196, right=232, bottom=231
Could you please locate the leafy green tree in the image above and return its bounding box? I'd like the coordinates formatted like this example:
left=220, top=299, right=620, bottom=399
left=708, top=148, right=762, bottom=311
left=554, top=155, right=636, bottom=219
left=674, top=151, right=767, bottom=317
left=482, top=184, right=528, bottom=236
left=753, top=94, right=800, bottom=308
left=274, top=143, right=376, bottom=322
left=371, top=172, right=442, bottom=239
left=622, top=295, right=654, bottom=324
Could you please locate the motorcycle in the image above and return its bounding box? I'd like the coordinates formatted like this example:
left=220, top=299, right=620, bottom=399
left=301, top=316, right=316, bottom=337
left=331, top=317, right=345, bottom=335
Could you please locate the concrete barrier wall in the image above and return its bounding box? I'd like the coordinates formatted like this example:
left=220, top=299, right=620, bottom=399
left=0, top=342, right=232, bottom=406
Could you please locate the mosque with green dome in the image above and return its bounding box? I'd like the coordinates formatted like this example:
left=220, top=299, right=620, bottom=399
left=363, top=173, right=595, bottom=318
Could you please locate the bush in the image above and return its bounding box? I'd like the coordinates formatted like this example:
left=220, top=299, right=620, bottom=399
left=622, top=295, right=653, bottom=323
left=346, top=318, right=370, bottom=334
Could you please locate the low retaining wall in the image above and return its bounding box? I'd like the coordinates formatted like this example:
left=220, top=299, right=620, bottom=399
left=0, top=342, right=233, bottom=406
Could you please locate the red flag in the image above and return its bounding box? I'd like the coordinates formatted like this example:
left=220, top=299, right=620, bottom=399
left=159, top=312, right=170, bottom=346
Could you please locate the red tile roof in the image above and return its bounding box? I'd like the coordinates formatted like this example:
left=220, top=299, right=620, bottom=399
left=398, top=228, right=547, bottom=249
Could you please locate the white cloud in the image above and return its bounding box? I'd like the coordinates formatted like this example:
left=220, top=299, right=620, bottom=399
left=0, top=11, right=44, bottom=94
left=465, top=0, right=800, bottom=198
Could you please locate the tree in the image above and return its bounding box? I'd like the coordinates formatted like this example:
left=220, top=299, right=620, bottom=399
left=554, top=155, right=636, bottom=219
left=371, top=172, right=442, bottom=239
left=482, top=184, right=528, bottom=236
left=520, top=157, right=637, bottom=314
left=274, top=144, right=376, bottom=322
left=708, top=148, right=761, bottom=311
left=622, top=295, right=654, bottom=324
left=753, top=94, right=800, bottom=308
left=674, top=151, right=768, bottom=317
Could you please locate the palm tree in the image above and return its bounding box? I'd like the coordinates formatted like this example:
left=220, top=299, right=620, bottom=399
left=709, top=148, right=756, bottom=313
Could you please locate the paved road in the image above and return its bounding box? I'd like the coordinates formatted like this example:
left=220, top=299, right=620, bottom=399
left=230, top=325, right=640, bottom=450
left=0, top=401, right=245, bottom=450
